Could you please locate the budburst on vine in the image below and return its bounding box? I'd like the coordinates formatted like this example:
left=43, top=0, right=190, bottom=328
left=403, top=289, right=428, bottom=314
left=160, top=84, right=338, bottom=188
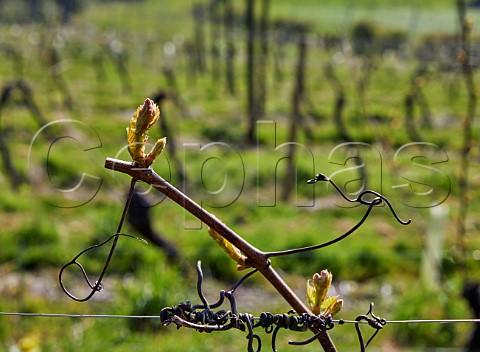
left=208, top=227, right=251, bottom=271
left=306, top=269, right=343, bottom=317
left=126, top=98, right=166, bottom=167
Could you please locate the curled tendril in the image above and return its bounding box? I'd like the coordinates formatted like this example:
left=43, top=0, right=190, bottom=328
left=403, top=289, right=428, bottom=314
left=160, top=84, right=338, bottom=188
left=354, top=303, right=387, bottom=352
left=58, top=232, right=146, bottom=301
left=308, top=173, right=410, bottom=225
left=160, top=279, right=387, bottom=352
left=59, top=178, right=142, bottom=302
left=255, top=312, right=334, bottom=350
left=160, top=261, right=336, bottom=352
left=266, top=173, right=411, bottom=258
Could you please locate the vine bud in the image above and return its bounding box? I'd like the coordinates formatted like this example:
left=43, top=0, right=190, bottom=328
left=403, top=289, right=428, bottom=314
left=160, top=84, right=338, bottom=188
left=328, top=298, right=343, bottom=316
left=126, top=98, right=163, bottom=167
left=208, top=227, right=250, bottom=270
left=145, top=137, right=167, bottom=167
left=135, top=98, right=160, bottom=134
left=307, top=270, right=332, bottom=315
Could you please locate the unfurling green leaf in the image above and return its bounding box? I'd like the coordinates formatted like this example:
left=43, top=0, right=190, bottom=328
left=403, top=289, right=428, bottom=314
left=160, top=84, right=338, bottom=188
left=321, top=295, right=339, bottom=311
left=325, top=298, right=343, bottom=317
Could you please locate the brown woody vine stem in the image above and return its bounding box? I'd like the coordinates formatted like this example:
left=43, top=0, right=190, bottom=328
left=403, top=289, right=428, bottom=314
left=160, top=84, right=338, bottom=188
left=104, top=157, right=337, bottom=352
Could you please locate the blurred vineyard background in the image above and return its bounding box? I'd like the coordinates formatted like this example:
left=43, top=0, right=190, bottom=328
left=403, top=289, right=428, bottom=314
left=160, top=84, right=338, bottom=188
left=0, top=0, right=480, bottom=350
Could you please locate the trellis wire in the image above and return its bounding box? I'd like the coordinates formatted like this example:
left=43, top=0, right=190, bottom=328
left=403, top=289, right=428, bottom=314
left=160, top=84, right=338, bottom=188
left=0, top=312, right=155, bottom=319
left=2, top=311, right=478, bottom=352
left=1, top=311, right=479, bottom=324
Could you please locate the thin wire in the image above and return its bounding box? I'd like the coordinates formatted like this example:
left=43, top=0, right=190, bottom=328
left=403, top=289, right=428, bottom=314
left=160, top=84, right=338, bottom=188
left=0, top=312, right=158, bottom=319
left=1, top=312, right=480, bottom=324
left=387, top=319, right=480, bottom=324
left=336, top=319, right=480, bottom=324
